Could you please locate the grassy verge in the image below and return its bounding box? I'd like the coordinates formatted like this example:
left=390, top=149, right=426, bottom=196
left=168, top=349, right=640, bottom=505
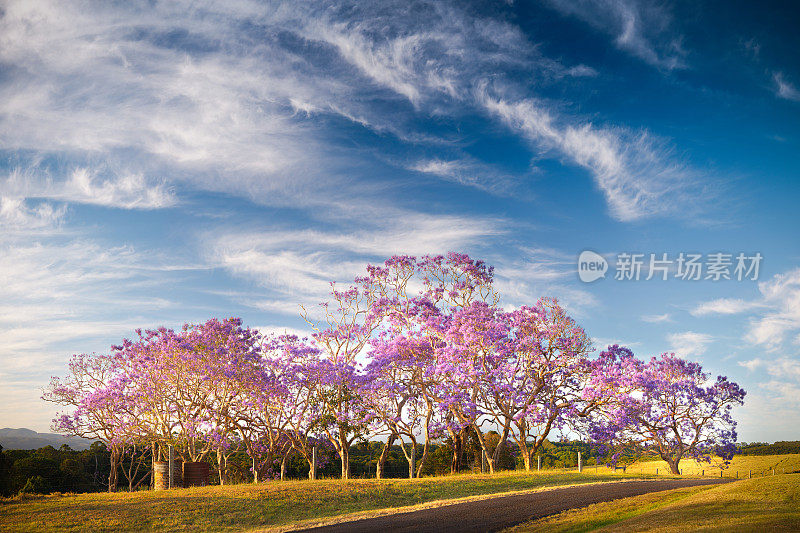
left=507, top=473, right=800, bottom=532
left=0, top=470, right=649, bottom=533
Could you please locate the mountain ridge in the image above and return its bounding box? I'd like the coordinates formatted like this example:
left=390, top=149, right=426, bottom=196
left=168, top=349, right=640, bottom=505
left=0, top=427, right=93, bottom=450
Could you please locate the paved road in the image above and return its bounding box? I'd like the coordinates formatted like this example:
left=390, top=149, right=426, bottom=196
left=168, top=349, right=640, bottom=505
left=296, top=478, right=733, bottom=533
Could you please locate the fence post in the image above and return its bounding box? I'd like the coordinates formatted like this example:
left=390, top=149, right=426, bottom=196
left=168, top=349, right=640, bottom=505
left=701, top=469, right=704, bottom=477
left=311, top=446, right=317, bottom=480
left=537, top=455, right=541, bottom=472
left=772, top=468, right=775, bottom=476
left=749, top=470, right=752, bottom=479
left=578, top=452, right=582, bottom=473
left=168, top=444, right=174, bottom=489
left=656, top=468, right=658, bottom=475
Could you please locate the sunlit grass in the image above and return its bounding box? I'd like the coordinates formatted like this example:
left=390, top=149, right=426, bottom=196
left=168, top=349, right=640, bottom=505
left=507, top=472, right=800, bottom=532
left=0, top=470, right=651, bottom=533
left=622, top=453, right=800, bottom=478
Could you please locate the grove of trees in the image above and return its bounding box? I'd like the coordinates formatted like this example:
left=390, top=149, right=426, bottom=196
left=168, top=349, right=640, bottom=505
left=41, top=253, right=745, bottom=491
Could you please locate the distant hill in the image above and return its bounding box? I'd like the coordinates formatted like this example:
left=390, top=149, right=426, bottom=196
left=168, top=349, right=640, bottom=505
left=738, top=441, right=800, bottom=456
left=0, top=428, right=93, bottom=450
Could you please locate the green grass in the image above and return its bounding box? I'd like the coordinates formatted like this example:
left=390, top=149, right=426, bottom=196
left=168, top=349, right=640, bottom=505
left=507, top=473, right=800, bottom=532
left=0, top=470, right=648, bottom=533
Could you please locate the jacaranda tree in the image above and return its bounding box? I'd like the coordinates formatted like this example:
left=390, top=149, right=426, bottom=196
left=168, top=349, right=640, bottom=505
left=584, top=346, right=746, bottom=474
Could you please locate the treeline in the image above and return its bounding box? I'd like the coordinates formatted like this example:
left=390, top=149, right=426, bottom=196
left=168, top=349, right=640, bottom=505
left=738, top=441, right=800, bottom=456
left=1, top=435, right=608, bottom=496
left=0, top=443, right=112, bottom=496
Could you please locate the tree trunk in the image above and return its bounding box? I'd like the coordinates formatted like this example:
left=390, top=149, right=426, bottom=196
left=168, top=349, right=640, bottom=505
left=522, top=450, right=532, bottom=471
left=108, top=445, right=121, bottom=492
left=217, top=449, right=226, bottom=486
left=667, top=457, right=681, bottom=475
left=337, top=425, right=350, bottom=480
left=492, top=421, right=512, bottom=469
left=407, top=441, right=416, bottom=479
left=376, top=434, right=396, bottom=479
left=280, top=454, right=288, bottom=481
left=472, top=427, right=496, bottom=474
left=340, top=446, right=349, bottom=480
left=450, top=429, right=464, bottom=474
left=416, top=436, right=430, bottom=478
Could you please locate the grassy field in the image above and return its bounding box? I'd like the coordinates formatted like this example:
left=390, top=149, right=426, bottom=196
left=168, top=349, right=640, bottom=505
left=0, top=470, right=649, bottom=533
left=507, top=472, right=800, bottom=532
left=3, top=455, right=796, bottom=532
left=618, top=453, right=800, bottom=478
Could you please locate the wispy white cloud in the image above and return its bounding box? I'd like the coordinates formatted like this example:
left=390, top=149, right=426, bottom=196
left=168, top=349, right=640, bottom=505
left=745, top=269, right=800, bottom=350
left=773, top=72, right=800, bottom=102
left=641, top=313, right=671, bottom=323
left=492, top=248, right=598, bottom=317
left=667, top=331, right=713, bottom=357
left=738, top=356, right=800, bottom=439
left=691, top=298, right=764, bottom=317
left=692, top=268, right=800, bottom=352
left=0, top=0, right=358, bottom=210
left=738, top=357, right=764, bottom=372
left=0, top=235, right=195, bottom=431
left=476, top=86, right=702, bottom=221
left=543, top=0, right=686, bottom=70
left=0, top=196, right=66, bottom=230
left=1, top=168, right=176, bottom=210
left=207, top=211, right=505, bottom=316
left=0, top=0, right=711, bottom=225
left=408, top=157, right=519, bottom=194
left=739, top=357, right=800, bottom=380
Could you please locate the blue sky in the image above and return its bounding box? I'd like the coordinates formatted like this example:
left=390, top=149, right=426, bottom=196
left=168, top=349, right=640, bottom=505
left=1, top=0, right=799, bottom=442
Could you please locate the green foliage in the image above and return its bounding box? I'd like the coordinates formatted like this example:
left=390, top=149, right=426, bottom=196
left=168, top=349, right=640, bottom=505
left=739, top=441, right=800, bottom=456
left=19, top=475, right=51, bottom=494
left=0, top=445, right=11, bottom=496
left=1, top=445, right=107, bottom=496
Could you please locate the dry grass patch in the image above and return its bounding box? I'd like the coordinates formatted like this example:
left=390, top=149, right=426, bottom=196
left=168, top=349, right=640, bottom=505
left=625, top=453, right=800, bottom=478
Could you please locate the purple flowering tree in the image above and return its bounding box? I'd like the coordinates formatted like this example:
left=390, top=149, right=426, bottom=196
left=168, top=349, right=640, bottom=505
left=111, top=318, right=267, bottom=484
left=360, top=253, right=500, bottom=476
left=586, top=348, right=746, bottom=474
left=475, top=299, right=595, bottom=472
left=304, top=277, right=383, bottom=480
left=364, top=333, right=437, bottom=478
left=43, top=352, right=129, bottom=491
left=181, top=318, right=264, bottom=485
left=255, top=333, right=323, bottom=480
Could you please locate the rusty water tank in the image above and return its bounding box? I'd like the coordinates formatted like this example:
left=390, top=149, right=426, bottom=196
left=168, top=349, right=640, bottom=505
left=183, top=461, right=210, bottom=487
left=153, top=461, right=169, bottom=490
left=153, top=460, right=183, bottom=490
